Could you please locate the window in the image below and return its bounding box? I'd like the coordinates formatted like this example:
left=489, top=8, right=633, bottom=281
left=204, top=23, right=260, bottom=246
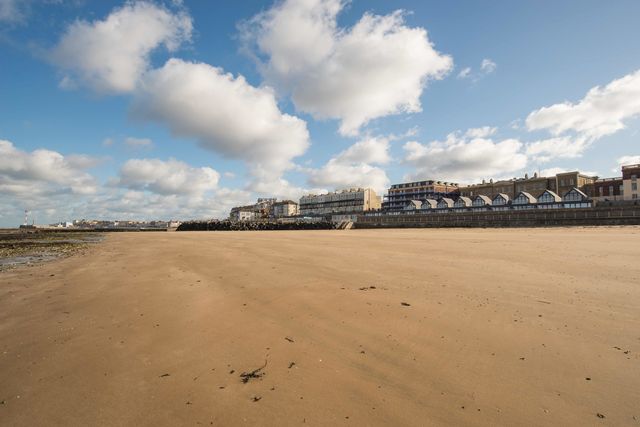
left=633, top=194, right=638, bottom=199
left=620, top=185, right=624, bottom=195
left=609, top=185, right=614, bottom=195
left=598, top=187, right=603, bottom=196
left=633, top=183, right=638, bottom=191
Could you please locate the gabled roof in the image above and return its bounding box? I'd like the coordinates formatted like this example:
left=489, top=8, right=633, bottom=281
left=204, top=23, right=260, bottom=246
left=404, top=200, right=422, bottom=210
left=438, top=197, right=454, bottom=208
left=512, top=191, right=537, bottom=204
left=473, top=195, right=492, bottom=205
left=421, top=199, right=438, bottom=209
left=563, top=187, right=589, bottom=200
left=454, top=196, right=472, bottom=207
left=492, top=193, right=510, bottom=205
left=538, top=189, right=562, bottom=203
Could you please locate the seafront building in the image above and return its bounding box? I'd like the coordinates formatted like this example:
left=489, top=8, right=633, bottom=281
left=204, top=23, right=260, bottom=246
left=271, top=200, right=299, bottom=218
left=299, top=188, right=381, bottom=216
left=382, top=180, right=459, bottom=211
left=229, top=208, right=257, bottom=221
left=229, top=198, right=278, bottom=221
left=622, top=164, right=640, bottom=200
left=589, top=163, right=639, bottom=202
left=592, top=177, right=624, bottom=201
left=459, top=171, right=597, bottom=200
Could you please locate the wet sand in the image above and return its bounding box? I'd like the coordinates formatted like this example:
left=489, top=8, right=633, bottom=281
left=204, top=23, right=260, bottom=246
left=1, top=228, right=639, bottom=426
left=0, top=230, right=102, bottom=271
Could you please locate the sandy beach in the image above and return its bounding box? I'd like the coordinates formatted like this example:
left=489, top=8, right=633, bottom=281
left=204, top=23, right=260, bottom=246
left=1, top=228, right=639, bottom=426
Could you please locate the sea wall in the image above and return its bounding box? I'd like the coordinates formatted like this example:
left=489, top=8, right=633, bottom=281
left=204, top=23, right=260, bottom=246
left=356, top=205, right=640, bottom=228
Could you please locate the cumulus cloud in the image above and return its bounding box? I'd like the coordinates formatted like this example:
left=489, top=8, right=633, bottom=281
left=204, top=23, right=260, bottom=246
left=307, top=161, right=389, bottom=194
left=334, top=136, right=391, bottom=165
left=525, top=136, right=590, bottom=162
left=118, top=158, right=219, bottom=196
left=63, top=185, right=253, bottom=224
left=403, top=129, right=527, bottom=184
left=124, top=136, right=153, bottom=149
left=525, top=69, right=640, bottom=160
left=243, top=0, right=452, bottom=135
left=131, top=58, right=310, bottom=190
left=0, top=139, right=98, bottom=197
left=305, top=136, right=391, bottom=194
left=50, top=1, right=192, bottom=93
left=464, top=126, right=497, bottom=139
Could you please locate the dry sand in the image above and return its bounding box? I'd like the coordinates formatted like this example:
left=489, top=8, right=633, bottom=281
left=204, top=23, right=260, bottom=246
left=1, top=228, right=639, bottom=426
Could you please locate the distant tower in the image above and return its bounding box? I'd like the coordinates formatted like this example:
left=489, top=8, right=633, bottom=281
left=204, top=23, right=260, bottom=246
left=23, top=210, right=29, bottom=226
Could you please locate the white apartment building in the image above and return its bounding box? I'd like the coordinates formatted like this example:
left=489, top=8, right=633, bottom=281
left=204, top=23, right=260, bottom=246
left=299, top=188, right=382, bottom=216
left=271, top=200, right=299, bottom=217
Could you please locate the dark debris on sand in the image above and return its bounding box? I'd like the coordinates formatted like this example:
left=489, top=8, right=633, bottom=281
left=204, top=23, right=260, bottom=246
left=240, top=359, right=268, bottom=384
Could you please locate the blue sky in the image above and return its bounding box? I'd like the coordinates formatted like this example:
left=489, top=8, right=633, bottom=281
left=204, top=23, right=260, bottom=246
left=1, top=0, right=639, bottom=226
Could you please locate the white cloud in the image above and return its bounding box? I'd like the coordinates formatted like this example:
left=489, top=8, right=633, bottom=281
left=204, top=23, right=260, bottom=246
left=464, top=126, right=497, bottom=139
left=525, top=136, right=590, bottom=162
left=457, top=67, right=471, bottom=79
left=480, top=58, right=497, bottom=74
left=243, top=0, right=452, bottom=135
left=0, top=139, right=98, bottom=197
left=525, top=69, right=640, bottom=160
left=305, top=136, right=391, bottom=194
left=617, top=155, right=640, bottom=168
left=457, top=58, right=496, bottom=81
left=131, top=58, right=310, bottom=191
left=102, top=137, right=115, bottom=147
left=307, top=160, right=389, bottom=194
left=118, top=158, right=219, bottom=196
left=0, top=142, right=262, bottom=225
left=68, top=185, right=254, bottom=223
left=50, top=1, right=192, bottom=93
left=334, top=136, right=391, bottom=165
left=539, top=167, right=570, bottom=177
left=124, top=136, right=153, bottom=149
left=403, top=129, right=527, bottom=184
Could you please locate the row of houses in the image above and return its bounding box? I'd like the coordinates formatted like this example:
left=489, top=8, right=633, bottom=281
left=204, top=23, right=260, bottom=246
left=458, top=165, right=640, bottom=203
left=458, top=170, right=597, bottom=201
left=394, top=187, right=591, bottom=214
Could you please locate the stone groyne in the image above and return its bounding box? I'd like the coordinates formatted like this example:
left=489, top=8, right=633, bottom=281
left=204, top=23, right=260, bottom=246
left=177, top=219, right=334, bottom=231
